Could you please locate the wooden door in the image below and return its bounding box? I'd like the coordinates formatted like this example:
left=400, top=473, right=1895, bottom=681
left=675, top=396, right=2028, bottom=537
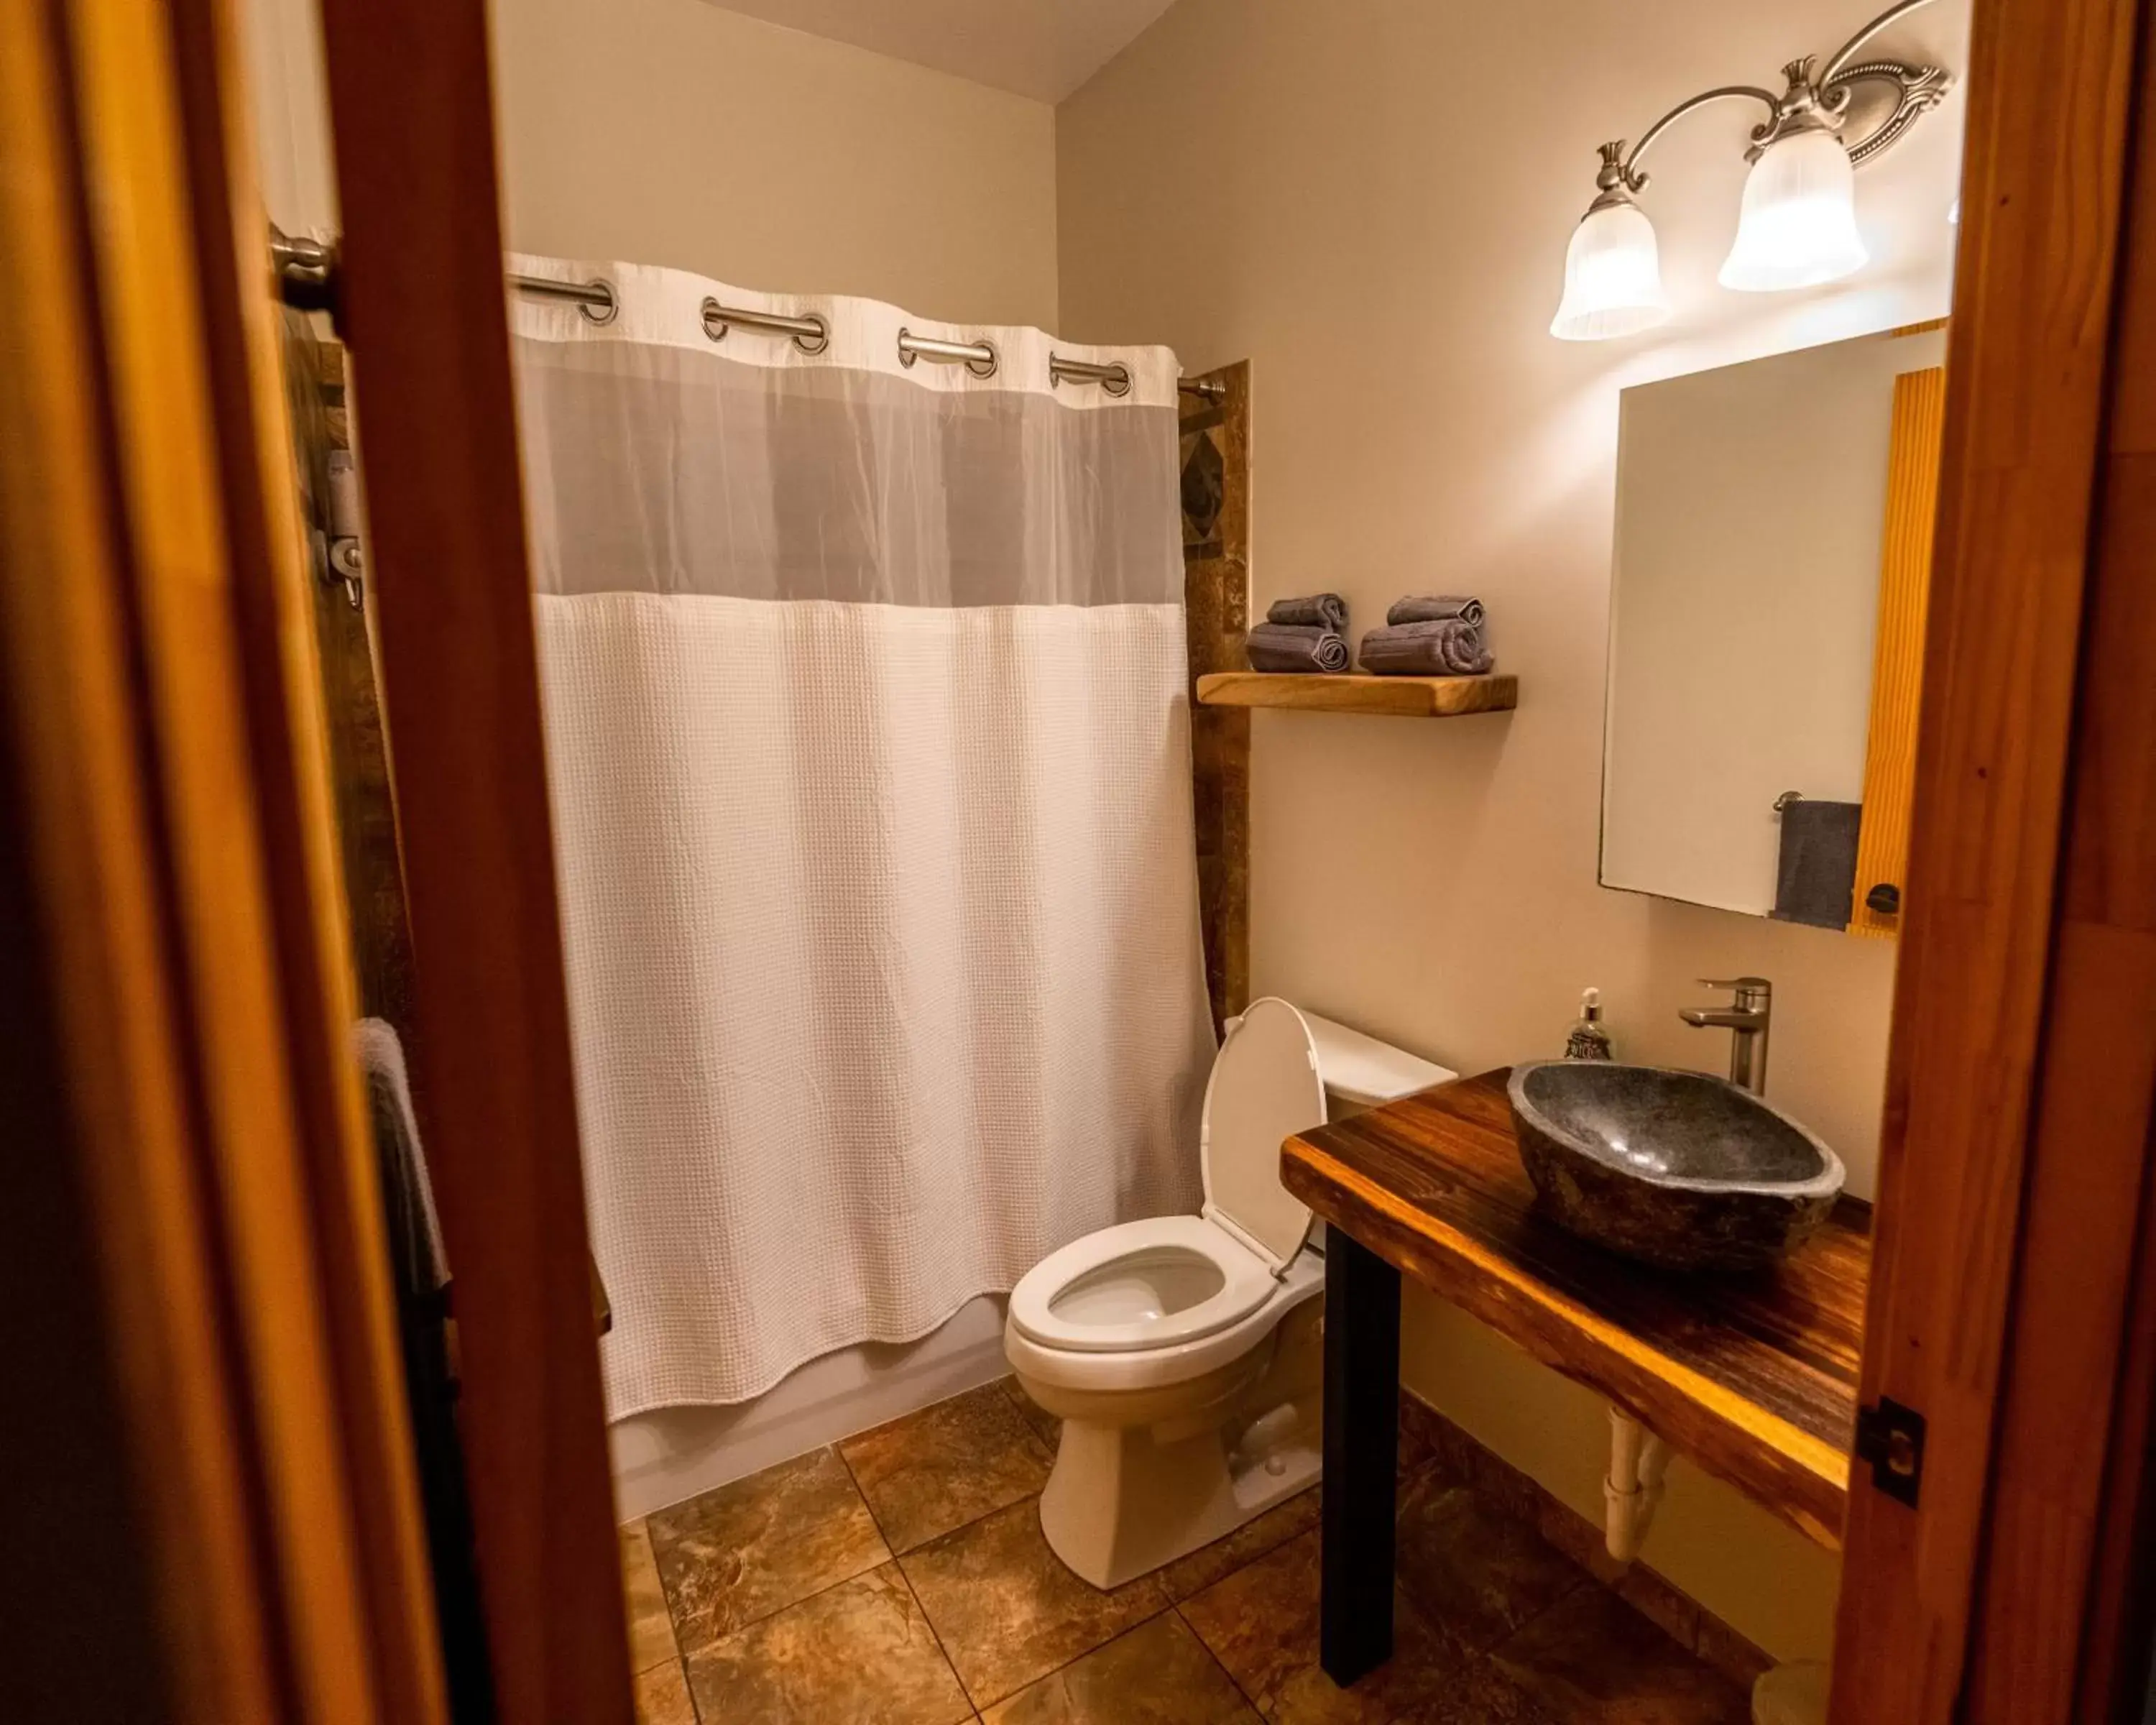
left=1830, top=0, right=2156, bottom=1719
left=0, top=0, right=448, bottom=1719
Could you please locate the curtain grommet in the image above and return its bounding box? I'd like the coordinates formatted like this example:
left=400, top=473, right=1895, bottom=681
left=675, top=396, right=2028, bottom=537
left=579, top=279, right=619, bottom=326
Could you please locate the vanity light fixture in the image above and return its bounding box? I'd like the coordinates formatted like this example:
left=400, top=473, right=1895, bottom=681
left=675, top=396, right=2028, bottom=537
left=1550, top=0, right=1953, bottom=340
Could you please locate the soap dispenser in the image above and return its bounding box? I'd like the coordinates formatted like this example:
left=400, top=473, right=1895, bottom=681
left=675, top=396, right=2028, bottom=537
left=1565, top=988, right=1613, bottom=1061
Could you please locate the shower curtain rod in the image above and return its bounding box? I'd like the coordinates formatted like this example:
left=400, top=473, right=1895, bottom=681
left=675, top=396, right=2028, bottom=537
left=267, top=229, right=1226, bottom=400
left=524, top=271, right=1225, bottom=398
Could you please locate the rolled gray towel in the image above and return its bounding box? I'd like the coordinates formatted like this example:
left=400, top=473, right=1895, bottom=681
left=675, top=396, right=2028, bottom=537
left=1247, top=622, right=1351, bottom=674
left=1386, top=594, right=1486, bottom=630
left=1267, top=592, right=1349, bottom=632
left=1358, top=619, right=1495, bottom=676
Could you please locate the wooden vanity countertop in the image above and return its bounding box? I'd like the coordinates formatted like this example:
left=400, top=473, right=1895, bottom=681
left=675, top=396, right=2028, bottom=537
left=1282, top=1068, right=1869, bottom=1550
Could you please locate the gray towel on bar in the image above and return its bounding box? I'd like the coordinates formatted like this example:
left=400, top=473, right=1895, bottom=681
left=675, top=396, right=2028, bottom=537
left=1247, top=622, right=1351, bottom=673
left=1358, top=619, right=1495, bottom=676
left=353, top=1017, right=450, bottom=1295
left=1771, top=798, right=1861, bottom=930
left=1387, top=594, right=1486, bottom=630
left=1267, top=593, right=1349, bottom=632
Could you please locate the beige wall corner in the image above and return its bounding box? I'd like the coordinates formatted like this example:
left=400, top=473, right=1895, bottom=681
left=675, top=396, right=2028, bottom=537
left=236, top=0, right=1061, bottom=329
left=1059, top=0, right=1971, bottom=1660
left=487, top=0, right=1059, bottom=328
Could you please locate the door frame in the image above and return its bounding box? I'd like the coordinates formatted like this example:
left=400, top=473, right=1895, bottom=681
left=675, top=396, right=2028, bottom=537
left=1831, top=0, right=2156, bottom=1718
left=307, top=0, right=635, bottom=1719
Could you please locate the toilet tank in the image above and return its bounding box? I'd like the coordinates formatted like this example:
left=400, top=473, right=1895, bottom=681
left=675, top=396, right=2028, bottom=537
left=1297, top=1010, right=1457, bottom=1116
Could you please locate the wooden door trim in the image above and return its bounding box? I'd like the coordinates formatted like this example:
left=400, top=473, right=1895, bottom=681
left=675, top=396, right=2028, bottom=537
left=0, top=0, right=450, bottom=1719
left=1959, top=9, right=2156, bottom=1712
left=310, top=0, right=635, bottom=1718
left=1830, top=0, right=2149, bottom=1718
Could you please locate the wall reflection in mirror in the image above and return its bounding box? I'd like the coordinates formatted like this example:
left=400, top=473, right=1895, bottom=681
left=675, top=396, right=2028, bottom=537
left=1600, top=323, right=1948, bottom=935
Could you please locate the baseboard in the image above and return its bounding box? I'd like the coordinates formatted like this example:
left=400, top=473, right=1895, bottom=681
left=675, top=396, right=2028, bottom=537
left=1399, top=1388, right=1776, bottom=1693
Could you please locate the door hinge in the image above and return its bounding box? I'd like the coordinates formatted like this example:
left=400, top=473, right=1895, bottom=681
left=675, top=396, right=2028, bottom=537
left=1854, top=1397, right=1927, bottom=1506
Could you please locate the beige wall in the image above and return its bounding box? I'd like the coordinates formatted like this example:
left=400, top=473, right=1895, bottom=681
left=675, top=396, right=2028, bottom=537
left=1059, top=0, right=1968, bottom=1662
left=238, top=0, right=1060, bottom=328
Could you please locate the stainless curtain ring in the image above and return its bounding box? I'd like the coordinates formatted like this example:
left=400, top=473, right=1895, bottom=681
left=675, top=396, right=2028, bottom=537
left=897, top=325, right=918, bottom=367
left=1102, top=364, right=1132, bottom=397
left=701, top=296, right=729, bottom=342
left=793, top=314, right=829, bottom=356
left=580, top=279, right=619, bottom=326
left=966, top=340, right=999, bottom=380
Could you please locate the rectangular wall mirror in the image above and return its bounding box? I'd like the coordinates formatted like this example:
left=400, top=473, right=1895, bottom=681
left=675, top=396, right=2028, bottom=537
left=1600, top=323, right=1948, bottom=936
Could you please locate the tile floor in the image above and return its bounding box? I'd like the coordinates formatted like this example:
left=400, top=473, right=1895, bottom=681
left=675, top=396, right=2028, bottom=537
left=619, top=1378, right=1754, bottom=1724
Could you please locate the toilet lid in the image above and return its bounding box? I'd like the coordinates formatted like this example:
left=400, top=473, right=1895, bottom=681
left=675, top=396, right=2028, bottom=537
left=1200, top=998, right=1325, bottom=1271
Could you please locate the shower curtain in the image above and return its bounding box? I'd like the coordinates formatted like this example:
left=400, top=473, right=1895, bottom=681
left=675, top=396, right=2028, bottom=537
left=509, top=256, right=1215, bottom=1414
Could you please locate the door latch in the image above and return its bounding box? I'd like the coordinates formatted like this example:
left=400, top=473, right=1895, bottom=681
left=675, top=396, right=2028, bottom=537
left=1854, top=1397, right=1926, bottom=1506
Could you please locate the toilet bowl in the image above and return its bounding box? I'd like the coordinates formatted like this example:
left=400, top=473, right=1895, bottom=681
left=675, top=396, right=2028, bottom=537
left=1005, top=998, right=1454, bottom=1588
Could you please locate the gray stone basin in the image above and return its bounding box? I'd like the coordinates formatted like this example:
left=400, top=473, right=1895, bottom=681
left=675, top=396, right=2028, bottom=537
left=1507, top=1062, right=1845, bottom=1273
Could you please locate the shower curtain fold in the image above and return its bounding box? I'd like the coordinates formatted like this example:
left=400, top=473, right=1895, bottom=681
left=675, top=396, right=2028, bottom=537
left=511, top=256, right=1213, bottom=1414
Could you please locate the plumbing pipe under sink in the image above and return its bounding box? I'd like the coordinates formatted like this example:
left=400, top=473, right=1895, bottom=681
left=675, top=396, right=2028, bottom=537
left=1603, top=1404, right=1671, bottom=1562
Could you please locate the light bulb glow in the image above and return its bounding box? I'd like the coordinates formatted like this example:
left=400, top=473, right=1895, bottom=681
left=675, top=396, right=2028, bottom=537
left=1718, top=128, right=1868, bottom=292
left=1550, top=199, right=1671, bottom=341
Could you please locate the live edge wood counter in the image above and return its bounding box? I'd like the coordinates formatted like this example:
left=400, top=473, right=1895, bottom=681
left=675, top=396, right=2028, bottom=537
left=1286, top=1070, right=1870, bottom=1682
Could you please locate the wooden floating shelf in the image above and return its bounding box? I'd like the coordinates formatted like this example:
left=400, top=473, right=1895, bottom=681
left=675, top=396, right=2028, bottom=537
left=1195, top=671, right=1518, bottom=718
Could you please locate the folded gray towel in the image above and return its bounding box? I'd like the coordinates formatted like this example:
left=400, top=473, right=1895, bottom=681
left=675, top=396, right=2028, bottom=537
left=1387, top=594, right=1486, bottom=629
left=1358, top=619, right=1494, bottom=676
left=1247, top=622, right=1351, bottom=673
left=1268, top=592, right=1349, bottom=632
left=1771, top=797, right=1861, bottom=930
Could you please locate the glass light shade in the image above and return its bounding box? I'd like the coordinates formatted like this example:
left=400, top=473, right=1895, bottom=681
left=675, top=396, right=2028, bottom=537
left=1550, top=200, right=1670, bottom=341
left=1718, top=128, right=1868, bottom=292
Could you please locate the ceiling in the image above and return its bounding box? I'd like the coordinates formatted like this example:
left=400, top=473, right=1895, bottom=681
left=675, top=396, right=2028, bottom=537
left=707, top=0, right=1178, bottom=103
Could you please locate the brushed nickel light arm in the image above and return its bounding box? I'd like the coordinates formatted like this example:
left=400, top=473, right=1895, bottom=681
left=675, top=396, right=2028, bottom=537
left=1590, top=0, right=1952, bottom=204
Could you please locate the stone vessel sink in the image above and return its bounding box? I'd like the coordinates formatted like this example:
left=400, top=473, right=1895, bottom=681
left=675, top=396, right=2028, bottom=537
left=1507, top=1062, right=1845, bottom=1273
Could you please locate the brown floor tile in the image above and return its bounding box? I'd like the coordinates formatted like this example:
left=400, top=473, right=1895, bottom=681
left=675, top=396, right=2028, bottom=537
left=1160, top=1486, right=1322, bottom=1601
left=648, top=1446, right=890, bottom=1652
left=632, top=1658, right=696, bottom=1725
left=900, top=1498, right=1168, bottom=1707
left=981, top=1611, right=1259, bottom=1724
left=1000, top=1376, right=1063, bottom=1453
left=842, top=1381, right=1054, bottom=1552
left=682, top=1562, right=970, bottom=1725
left=620, top=1521, right=679, bottom=1675
left=1393, top=1474, right=1588, bottom=1651
left=1177, top=1528, right=1480, bottom=1724
left=1490, top=1586, right=1751, bottom=1724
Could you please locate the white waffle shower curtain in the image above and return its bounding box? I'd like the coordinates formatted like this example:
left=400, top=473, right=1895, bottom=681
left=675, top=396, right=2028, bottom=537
left=510, top=257, right=1214, bottom=1415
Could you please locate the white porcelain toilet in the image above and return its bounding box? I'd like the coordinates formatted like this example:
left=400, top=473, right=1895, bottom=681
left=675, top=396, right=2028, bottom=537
left=1005, top=998, right=1455, bottom=1588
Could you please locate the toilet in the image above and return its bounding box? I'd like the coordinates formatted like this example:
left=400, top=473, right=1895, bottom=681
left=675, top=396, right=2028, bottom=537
left=1005, top=998, right=1455, bottom=1588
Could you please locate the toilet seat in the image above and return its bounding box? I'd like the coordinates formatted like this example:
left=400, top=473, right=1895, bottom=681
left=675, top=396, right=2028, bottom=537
left=1008, top=999, right=1327, bottom=1361
left=1007, top=1215, right=1275, bottom=1353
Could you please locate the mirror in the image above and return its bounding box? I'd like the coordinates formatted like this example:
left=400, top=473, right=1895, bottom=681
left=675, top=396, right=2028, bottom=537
left=1600, top=324, right=1948, bottom=935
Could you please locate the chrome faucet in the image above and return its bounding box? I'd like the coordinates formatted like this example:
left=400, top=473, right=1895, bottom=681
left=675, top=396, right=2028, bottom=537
left=1679, top=977, right=1772, bottom=1094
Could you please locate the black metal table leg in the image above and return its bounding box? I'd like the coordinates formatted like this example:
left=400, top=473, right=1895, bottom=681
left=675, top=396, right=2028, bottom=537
left=1319, top=1229, right=1401, bottom=1686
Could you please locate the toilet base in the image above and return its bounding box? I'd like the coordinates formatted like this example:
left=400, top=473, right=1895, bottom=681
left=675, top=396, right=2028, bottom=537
left=1026, top=1300, right=1325, bottom=1589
